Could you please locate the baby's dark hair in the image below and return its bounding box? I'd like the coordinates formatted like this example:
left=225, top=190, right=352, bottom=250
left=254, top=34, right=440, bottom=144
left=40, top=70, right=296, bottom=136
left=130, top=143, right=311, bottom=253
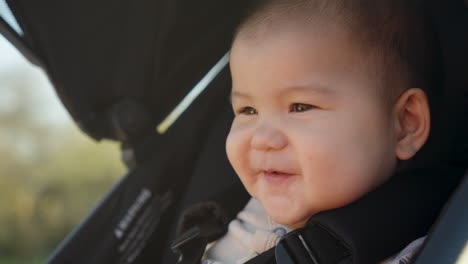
left=233, top=0, right=443, bottom=108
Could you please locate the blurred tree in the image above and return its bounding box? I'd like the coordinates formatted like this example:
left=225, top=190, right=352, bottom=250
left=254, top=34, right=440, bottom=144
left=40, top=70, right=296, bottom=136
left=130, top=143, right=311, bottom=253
left=0, top=68, right=125, bottom=261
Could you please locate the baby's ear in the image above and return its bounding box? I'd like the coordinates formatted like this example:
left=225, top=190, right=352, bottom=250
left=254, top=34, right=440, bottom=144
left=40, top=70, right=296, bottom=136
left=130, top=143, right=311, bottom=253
left=394, top=88, right=430, bottom=160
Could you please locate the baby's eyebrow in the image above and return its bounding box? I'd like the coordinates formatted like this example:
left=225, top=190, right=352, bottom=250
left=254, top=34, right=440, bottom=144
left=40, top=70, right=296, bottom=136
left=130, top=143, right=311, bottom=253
left=229, top=84, right=334, bottom=103
left=229, top=90, right=250, bottom=103
left=281, top=85, right=334, bottom=96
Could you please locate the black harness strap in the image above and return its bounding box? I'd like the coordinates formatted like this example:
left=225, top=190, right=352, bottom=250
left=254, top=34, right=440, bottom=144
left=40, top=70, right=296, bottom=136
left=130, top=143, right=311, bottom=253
left=243, top=223, right=352, bottom=264
left=245, top=248, right=276, bottom=264
left=271, top=167, right=463, bottom=264
left=171, top=202, right=228, bottom=264
left=276, top=225, right=351, bottom=264
left=171, top=227, right=210, bottom=264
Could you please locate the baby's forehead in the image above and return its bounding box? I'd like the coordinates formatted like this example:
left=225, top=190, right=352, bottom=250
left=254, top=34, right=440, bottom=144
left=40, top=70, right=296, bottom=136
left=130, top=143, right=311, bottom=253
left=232, top=9, right=384, bottom=77
left=234, top=3, right=344, bottom=46
left=232, top=25, right=386, bottom=87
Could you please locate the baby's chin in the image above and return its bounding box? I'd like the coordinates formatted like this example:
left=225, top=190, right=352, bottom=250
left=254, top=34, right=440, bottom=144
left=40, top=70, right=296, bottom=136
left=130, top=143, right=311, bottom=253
left=260, top=196, right=315, bottom=229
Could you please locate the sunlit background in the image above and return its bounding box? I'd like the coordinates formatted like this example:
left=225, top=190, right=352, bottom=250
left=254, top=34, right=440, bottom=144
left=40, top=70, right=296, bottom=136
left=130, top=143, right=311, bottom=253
left=0, top=32, right=125, bottom=263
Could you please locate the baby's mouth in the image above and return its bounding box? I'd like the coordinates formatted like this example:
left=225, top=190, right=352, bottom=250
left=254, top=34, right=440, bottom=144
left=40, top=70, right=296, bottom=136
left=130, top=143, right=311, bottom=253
left=264, top=169, right=292, bottom=175
left=262, top=169, right=295, bottom=183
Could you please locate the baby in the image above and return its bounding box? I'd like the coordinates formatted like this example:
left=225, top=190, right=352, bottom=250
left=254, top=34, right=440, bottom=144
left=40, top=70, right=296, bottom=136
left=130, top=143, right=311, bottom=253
left=205, top=0, right=440, bottom=263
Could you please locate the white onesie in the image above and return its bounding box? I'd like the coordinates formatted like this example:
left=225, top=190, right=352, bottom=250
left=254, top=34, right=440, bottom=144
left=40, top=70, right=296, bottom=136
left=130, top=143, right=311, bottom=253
left=202, top=198, right=291, bottom=264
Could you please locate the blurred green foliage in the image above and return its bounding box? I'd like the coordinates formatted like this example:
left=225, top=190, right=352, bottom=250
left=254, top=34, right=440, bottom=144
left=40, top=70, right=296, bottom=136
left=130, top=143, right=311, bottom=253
left=0, top=69, right=125, bottom=262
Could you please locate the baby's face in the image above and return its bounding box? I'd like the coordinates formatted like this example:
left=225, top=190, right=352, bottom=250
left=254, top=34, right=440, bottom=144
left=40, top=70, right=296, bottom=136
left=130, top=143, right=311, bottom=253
left=227, top=27, right=399, bottom=228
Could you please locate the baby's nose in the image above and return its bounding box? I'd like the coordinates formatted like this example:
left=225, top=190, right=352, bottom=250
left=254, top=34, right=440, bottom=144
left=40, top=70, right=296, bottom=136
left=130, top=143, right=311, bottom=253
left=251, top=124, right=287, bottom=151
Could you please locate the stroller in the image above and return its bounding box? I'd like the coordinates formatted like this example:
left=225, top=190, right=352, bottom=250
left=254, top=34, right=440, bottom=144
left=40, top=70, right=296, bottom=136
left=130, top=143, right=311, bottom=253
left=0, top=0, right=467, bottom=263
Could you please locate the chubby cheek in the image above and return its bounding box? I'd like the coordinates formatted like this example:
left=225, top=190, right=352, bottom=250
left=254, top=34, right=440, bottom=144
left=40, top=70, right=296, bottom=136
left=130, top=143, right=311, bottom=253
left=299, top=140, right=353, bottom=210
left=300, top=124, right=394, bottom=210
left=226, top=124, right=256, bottom=195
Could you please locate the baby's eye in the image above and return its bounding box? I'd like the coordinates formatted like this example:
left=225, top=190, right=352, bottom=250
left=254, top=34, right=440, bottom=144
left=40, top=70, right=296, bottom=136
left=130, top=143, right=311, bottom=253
left=238, top=106, right=257, bottom=115
left=290, top=103, right=315, bottom=113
